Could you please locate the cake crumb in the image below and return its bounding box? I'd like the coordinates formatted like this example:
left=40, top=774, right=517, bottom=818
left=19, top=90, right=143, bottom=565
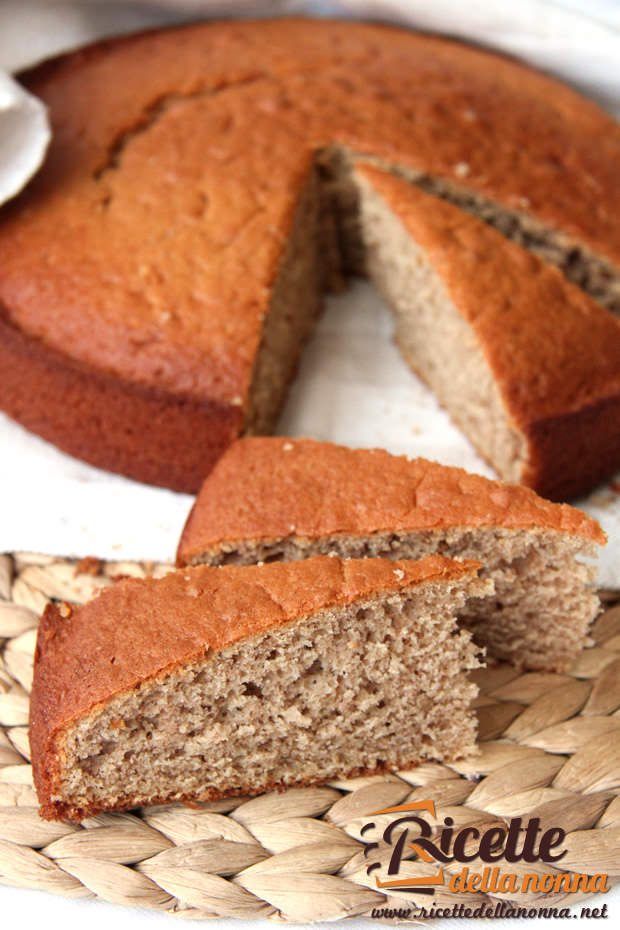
left=182, top=800, right=204, bottom=810
left=75, top=556, right=103, bottom=577
left=393, top=568, right=405, bottom=581
left=454, top=161, right=470, bottom=178
left=58, top=602, right=72, bottom=619
left=282, top=442, right=294, bottom=451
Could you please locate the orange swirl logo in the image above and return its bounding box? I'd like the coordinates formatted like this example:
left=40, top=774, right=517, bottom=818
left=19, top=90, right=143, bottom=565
left=361, top=800, right=608, bottom=897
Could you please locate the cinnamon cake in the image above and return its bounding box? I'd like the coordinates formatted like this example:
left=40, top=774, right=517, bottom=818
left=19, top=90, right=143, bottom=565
left=30, top=554, right=488, bottom=820
left=1, top=19, right=619, bottom=494
left=178, top=437, right=604, bottom=671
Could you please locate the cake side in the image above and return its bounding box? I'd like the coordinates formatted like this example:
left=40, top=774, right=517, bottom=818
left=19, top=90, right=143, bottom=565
left=0, top=306, right=245, bottom=492
left=175, top=438, right=602, bottom=672
left=30, top=554, right=485, bottom=820
left=355, top=165, right=620, bottom=423
left=177, top=438, right=605, bottom=565
left=521, top=397, right=620, bottom=501
left=353, top=164, right=620, bottom=498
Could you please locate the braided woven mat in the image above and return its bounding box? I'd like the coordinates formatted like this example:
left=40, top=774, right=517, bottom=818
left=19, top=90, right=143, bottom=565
left=0, top=552, right=619, bottom=922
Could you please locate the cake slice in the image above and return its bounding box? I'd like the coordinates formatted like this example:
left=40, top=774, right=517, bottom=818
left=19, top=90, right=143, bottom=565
left=351, top=164, right=620, bottom=501
left=31, top=555, right=488, bottom=821
left=177, top=438, right=604, bottom=671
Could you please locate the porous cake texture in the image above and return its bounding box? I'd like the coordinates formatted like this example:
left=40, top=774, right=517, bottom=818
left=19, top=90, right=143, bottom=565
left=30, top=555, right=489, bottom=820
left=353, top=165, right=620, bottom=500
left=178, top=438, right=604, bottom=671
left=1, top=20, right=619, bottom=494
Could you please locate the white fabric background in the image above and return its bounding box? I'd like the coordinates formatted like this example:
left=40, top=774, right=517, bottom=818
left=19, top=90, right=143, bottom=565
left=0, top=3, right=618, bottom=926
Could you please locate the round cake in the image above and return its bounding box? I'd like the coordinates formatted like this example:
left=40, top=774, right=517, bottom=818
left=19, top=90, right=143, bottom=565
left=0, top=18, right=619, bottom=495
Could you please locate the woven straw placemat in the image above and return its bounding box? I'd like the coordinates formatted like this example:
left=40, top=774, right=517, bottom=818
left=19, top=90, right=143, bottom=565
left=0, top=552, right=619, bottom=922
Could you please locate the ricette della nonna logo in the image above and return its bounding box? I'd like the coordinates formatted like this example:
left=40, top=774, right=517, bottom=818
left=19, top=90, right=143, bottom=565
left=360, top=799, right=609, bottom=917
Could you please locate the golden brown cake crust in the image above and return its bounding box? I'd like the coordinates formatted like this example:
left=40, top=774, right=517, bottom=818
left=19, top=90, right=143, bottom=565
left=177, top=437, right=605, bottom=565
left=30, top=554, right=478, bottom=819
left=0, top=306, right=243, bottom=491
left=355, top=165, right=620, bottom=499
left=2, top=19, right=620, bottom=490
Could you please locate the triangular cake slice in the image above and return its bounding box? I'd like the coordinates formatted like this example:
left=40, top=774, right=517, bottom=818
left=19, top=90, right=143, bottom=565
left=352, top=164, right=620, bottom=501
left=30, top=554, right=487, bottom=820
left=177, top=438, right=604, bottom=671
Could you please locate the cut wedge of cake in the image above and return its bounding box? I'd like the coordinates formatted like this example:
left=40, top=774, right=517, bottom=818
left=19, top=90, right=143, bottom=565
left=177, top=438, right=604, bottom=672
left=352, top=165, right=620, bottom=501
left=30, top=554, right=488, bottom=821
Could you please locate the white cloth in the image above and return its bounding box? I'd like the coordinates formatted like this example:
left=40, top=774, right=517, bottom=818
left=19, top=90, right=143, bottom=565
left=0, top=0, right=619, bottom=589
left=0, top=69, right=48, bottom=203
